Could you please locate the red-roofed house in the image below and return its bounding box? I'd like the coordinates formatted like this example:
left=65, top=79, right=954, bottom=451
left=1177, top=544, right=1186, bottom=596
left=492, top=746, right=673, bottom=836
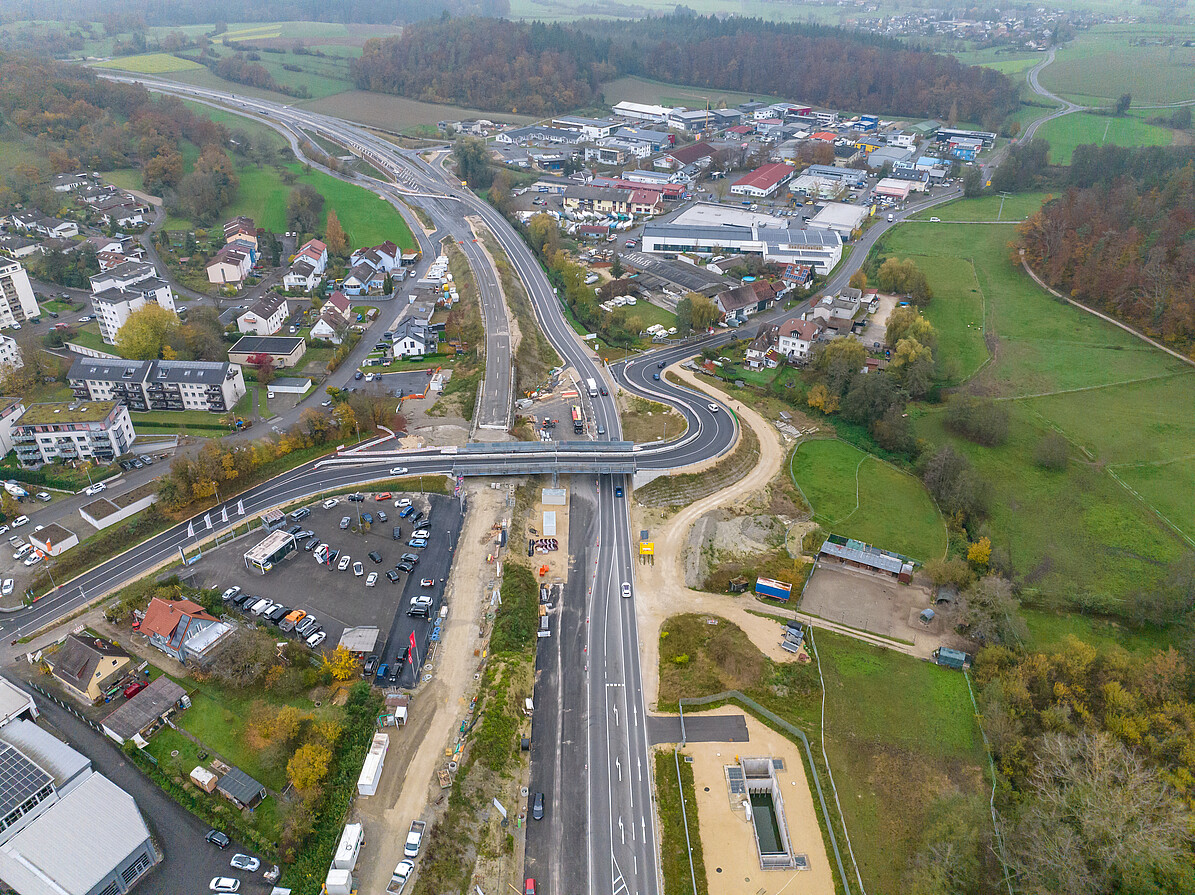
left=729, top=163, right=795, bottom=198
left=812, top=131, right=838, bottom=142
left=727, top=125, right=754, bottom=136
left=140, top=597, right=230, bottom=666
left=628, top=190, right=663, bottom=215
left=322, top=290, right=351, bottom=321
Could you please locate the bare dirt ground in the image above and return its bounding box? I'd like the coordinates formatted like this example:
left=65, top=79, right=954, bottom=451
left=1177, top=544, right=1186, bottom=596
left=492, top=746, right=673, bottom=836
left=678, top=706, right=835, bottom=895
left=351, top=483, right=509, bottom=894
left=799, top=563, right=960, bottom=657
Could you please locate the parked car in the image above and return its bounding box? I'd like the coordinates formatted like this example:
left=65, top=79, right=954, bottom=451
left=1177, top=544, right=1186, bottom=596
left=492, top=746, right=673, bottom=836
left=337, top=555, right=351, bottom=571
left=221, top=586, right=241, bottom=602
left=35, top=492, right=51, bottom=502
left=361, top=512, right=373, bottom=525
left=375, top=662, right=388, bottom=682
left=408, top=595, right=433, bottom=617
left=267, top=606, right=290, bottom=623
left=396, top=498, right=412, bottom=508
left=376, top=510, right=388, bottom=523
left=395, top=561, right=415, bottom=573
left=12, top=516, right=28, bottom=527
left=366, top=572, right=378, bottom=587
left=353, top=561, right=364, bottom=576
left=205, top=830, right=231, bottom=849
left=23, top=553, right=42, bottom=567
left=401, top=553, right=420, bottom=564
left=368, top=551, right=382, bottom=564
left=399, top=506, right=415, bottom=518
left=340, top=516, right=351, bottom=530
left=12, top=544, right=31, bottom=560
left=1, top=579, right=13, bottom=596
left=348, top=493, right=365, bottom=502
left=83, top=482, right=106, bottom=496
left=290, top=508, right=311, bottom=521
left=375, top=492, right=391, bottom=501
left=123, top=680, right=148, bottom=699
left=230, top=855, right=259, bottom=872
left=420, top=578, right=435, bottom=587
left=209, top=877, right=240, bottom=892
left=532, top=791, right=544, bottom=820
left=363, top=656, right=379, bottom=676
left=386, top=569, right=400, bottom=583
left=306, top=630, right=326, bottom=649
left=322, top=498, right=339, bottom=509
left=408, top=538, right=427, bottom=548
left=412, top=529, right=429, bottom=539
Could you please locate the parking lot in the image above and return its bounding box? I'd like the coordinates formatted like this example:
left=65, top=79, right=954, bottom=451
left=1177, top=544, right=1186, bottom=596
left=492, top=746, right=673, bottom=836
left=183, top=491, right=463, bottom=688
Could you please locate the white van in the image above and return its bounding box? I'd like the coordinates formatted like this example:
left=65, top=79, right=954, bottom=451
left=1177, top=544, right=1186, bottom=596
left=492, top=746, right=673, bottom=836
left=887, top=213, right=895, bottom=222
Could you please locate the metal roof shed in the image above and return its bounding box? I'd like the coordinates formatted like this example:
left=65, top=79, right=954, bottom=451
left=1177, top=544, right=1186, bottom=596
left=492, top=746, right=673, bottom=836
left=218, top=766, right=267, bottom=808
left=101, top=675, right=186, bottom=745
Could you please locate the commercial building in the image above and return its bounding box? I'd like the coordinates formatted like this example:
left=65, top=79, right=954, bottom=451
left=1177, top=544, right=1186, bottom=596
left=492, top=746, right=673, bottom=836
left=612, top=101, right=672, bottom=124
left=0, top=261, right=40, bottom=329
left=28, top=523, right=77, bottom=557
left=806, top=202, right=869, bottom=237
left=69, top=358, right=246, bottom=414
left=934, top=127, right=996, bottom=147
left=789, top=164, right=869, bottom=199
left=0, top=708, right=160, bottom=895
left=11, top=401, right=135, bottom=467
left=551, top=116, right=619, bottom=140
left=872, top=178, right=914, bottom=200
left=88, top=261, right=175, bottom=345
left=818, top=536, right=916, bottom=577
left=45, top=634, right=132, bottom=704
left=729, top=163, right=795, bottom=198
left=641, top=222, right=842, bottom=273
left=244, top=529, right=298, bottom=574
left=229, top=335, right=307, bottom=369
left=236, top=293, right=289, bottom=335
left=493, top=125, right=583, bottom=146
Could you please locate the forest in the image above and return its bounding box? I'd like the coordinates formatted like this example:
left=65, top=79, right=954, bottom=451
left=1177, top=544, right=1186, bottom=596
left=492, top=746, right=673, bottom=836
left=351, top=14, right=1017, bottom=122
left=1019, top=160, right=1195, bottom=352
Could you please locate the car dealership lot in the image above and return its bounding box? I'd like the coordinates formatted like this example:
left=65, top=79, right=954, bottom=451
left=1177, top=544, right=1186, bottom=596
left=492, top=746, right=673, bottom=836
left=182, top=493, right=462, bottom=679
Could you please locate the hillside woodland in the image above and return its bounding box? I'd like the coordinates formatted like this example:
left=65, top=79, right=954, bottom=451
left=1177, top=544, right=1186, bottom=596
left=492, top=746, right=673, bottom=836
left=1019, top=161, right=1195, bottom=351
left=352, top=14, right=1017, bottom=122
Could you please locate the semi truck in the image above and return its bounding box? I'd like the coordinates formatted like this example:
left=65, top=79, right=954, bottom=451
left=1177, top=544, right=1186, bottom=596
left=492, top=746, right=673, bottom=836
left=571, top=405, right=584, bottom=435
left=586, top=377, right=598, bottom=398
left=404, top=820, right=426, bottom=858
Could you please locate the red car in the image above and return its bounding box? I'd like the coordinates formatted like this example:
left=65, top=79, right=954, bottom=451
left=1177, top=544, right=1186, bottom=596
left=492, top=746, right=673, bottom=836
left=524, top=881, right=535, bottom=895
left=123, top=680, right=148, bottom=699
left=375, top=492, right=392, bottom=501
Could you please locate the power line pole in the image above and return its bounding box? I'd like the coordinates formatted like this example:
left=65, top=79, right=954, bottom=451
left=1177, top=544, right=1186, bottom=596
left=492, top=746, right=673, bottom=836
left=997, top=191, right=1012, bottom=222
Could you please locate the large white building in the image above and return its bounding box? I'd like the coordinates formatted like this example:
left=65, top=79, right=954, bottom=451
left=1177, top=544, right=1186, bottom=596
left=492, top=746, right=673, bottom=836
left=0, top=335, right=21, bottom=373
left=0, top=261, right=40, bottom=329
left=641, top=222, right=843, bottom=274
left=88, top=261, right=175, bottom=345
left=11, top=401, right=136, bottom=466
left=68, top=358, right=246, bottom=414
left=807, top=202, right=870, bottom=237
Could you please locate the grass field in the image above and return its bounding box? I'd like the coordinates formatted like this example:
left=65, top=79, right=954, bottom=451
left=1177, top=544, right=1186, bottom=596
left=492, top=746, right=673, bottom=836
left=815, top=629, right=987, bottom=895
left=180, top=100, right=288, bottom=151
left=876, top=202, right=1195, bottom=606
left=1040, top=26, right=1195, bottom=105
left=1035, top=111, right=1174, bottom=164
left=790, top=439, right=947, bottom=561
left=299, top=90, right=537, bottom=133
left=95, top=52, right=203, bottom=74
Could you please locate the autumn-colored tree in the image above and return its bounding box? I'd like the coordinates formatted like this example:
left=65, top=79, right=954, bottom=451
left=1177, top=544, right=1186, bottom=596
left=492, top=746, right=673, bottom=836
left=288, top=742, right=332, bottom=792
left=848, top=270, right=868, bottom=290
left=967, top=537, right=992, bottom=568
left=322, top=646, right=359, bottom=681
left=245, top=352, right=275, bottom=385
left=115, top=304, right=179, bottom=360
left=806, top=382, right=839, bottom=413
left=324, top=209, right=350, bottom=257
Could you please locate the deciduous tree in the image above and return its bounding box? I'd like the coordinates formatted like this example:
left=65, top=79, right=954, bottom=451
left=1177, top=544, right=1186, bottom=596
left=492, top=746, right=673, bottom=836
left=116, top=304, right=179, bottom=360
left=287, top=742, right=332, bottom=792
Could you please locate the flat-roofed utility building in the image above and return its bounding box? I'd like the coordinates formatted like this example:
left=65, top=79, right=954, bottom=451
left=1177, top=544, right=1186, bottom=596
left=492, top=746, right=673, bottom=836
left=244, top=529, right=297, bottom=573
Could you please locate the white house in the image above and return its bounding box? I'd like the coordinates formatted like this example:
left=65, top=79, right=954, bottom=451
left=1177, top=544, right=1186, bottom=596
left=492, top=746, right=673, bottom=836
left=282, top=238, right=328, bottom=293
left=776, top=317, right=823, bottom=359
left=0, top=335, right=22, bottom=373
left=310, top=309, right=347, bottom=345
left=0, top=260, right=41, bottom=327
left=391, top=320, right=436, bottom=358
left=236, top=294, right=289, bottom=336
left=811, top=288, right=863, bottom=323
left=89, top=261, right=175, bottom=345
left=11, top=401, right=136, bottom=467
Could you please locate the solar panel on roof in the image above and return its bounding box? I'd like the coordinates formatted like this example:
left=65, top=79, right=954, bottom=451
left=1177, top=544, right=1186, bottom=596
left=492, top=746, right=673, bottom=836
left=0, top=745, right=52, bottom=817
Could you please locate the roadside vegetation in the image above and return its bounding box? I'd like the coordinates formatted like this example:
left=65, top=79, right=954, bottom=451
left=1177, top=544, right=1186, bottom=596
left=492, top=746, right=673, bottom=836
left=654, top=750, right=708, bottom=895
left=425, top=239, right=484, bottom=421
left=617, top=394, right=686, bottom=445
left=635, top=416, right=758, bottom=510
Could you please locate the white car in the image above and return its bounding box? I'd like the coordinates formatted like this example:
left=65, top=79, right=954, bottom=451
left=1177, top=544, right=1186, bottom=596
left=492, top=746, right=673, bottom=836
left=23, top=552, right=42, bottom=567
left=252, top=600, right=275, bottom=616
left=322, top=498, right=339, bottom=509
left=230, top=855, right=259, bottom=872
left=337, top=555, right=351, bottom=571
left=35, top=492, right=51, bottom=502
left=83, top=482, right=106, bottom=496
left=209, top=879, right=240, bottom=893
left=306, top=630, right=326, bottom=648
left=11, top=516, right=28, bottom=527
left=366, top=572, right=378, bottom=587
left=412, top=529, right=429, bottom=539
left=221, top=587, right=241, bottom=602
left=0, top=525, right=8, bottom=536
left=621, top=582, right=631, bottom=599
left=353, top=561, right=364, bottom=577
left=1, top=579, right=12, bottom=596
left=390, top=466, right=408, bottom=475
left=391, top=860, right=414, bottom=893
left=78, top=315, right=93, bottom=322
left=12, top=544, right=31, bottom=560
left=707, top=403, right=719, bottom=413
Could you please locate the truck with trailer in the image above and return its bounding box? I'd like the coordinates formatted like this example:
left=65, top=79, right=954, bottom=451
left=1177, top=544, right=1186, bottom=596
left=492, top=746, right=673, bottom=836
left=404, top=820, right=426, bottom=858
left=571, top=405, right=584, bottom=435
